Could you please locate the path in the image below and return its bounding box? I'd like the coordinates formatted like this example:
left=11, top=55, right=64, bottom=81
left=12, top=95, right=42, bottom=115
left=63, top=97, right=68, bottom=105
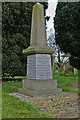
left=9, top=92, right=79, bottom=118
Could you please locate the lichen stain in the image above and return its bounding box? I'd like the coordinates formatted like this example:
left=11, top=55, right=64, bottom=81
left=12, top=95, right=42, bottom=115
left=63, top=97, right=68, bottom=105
left=33, top=5, right=36, bottom=17
left=38, top=7, right=41, bottom=21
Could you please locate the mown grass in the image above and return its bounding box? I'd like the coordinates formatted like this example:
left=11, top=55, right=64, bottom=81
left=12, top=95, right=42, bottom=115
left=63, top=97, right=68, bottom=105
left=3, top=71, right=79, bottom=94
left=53, top=70, right=79, bottom=94
left=2, top=71, right=79, bottom=118
left=2, top=81, right=22, bottom=93
left=2, top=81, right=52, bottom=118
left=3, top=92, right=51, bottom=118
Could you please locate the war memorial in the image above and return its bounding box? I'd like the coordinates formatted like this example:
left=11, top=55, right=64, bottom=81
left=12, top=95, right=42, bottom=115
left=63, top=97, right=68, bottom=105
left=19, top=3, right=62, bottom=96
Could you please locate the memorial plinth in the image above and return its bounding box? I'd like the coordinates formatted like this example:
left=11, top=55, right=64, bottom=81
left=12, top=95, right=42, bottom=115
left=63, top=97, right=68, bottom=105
left=19, top=3, right=62, bottom=96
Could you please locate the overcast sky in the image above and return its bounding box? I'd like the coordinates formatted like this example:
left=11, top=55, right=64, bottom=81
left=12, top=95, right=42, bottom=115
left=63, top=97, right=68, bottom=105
left=46, top=0, right=58, bottom=32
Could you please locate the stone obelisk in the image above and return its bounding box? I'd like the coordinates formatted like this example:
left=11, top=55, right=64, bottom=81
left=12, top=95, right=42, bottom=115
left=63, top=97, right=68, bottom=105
left=19, top=3, right=62, bottom=96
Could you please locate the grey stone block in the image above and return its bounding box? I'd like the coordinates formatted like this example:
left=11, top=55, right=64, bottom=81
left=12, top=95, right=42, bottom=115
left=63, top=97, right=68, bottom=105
left=19, top=79, right=62, bottom=97
left=27, top=54, right=52, bottom=80
left=22, top=79, right=57, bottom=90
left=19, top=87, right=62, bottom=97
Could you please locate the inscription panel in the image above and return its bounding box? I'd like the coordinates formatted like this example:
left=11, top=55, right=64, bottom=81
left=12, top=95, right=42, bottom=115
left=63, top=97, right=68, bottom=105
left=27, top=55, right=36, bottom=79
left=36, top=54, right=52, bottom=80
left=27, top=54, right=52, bottom=80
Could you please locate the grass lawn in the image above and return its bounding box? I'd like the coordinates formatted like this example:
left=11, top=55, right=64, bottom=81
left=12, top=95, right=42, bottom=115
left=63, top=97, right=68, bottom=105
left=3, top=93, right=52, bottom=118
left=2, top=71, right=79, bottom=118
left=53, top=71, right=79, bottom=94
left=2, top=81, right=52, bottom=118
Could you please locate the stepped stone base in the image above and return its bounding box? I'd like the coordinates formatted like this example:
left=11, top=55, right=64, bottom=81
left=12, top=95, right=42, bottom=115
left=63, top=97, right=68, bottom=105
left=19, top=79, right=62, bottom=97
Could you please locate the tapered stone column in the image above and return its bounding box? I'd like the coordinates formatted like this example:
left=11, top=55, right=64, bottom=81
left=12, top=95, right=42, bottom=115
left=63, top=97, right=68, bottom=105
left=19, top=3, right=62, bottom=96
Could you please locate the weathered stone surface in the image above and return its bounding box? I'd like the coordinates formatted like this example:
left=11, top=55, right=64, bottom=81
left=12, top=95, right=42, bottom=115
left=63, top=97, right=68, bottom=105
left=19, top=87, right=62, bottom=97
left=23, top=46, right=53, bottom=55
left=23, top=3, right=54, bottom=55
left=27, top=55, right=36, bottom=80
left=30, top=3, right=47, bottom=47
left=27, top=54, right=52, bottom=80
left=19, top=79, right=62, bottom=96
left=19, top=3, right=62, bottom=96
left=21, top=79, right=57, bottom=90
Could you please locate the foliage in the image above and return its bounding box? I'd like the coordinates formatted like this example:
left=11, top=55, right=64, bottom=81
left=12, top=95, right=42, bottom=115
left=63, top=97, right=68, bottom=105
left=47, top=28, right=69, bottom=73
left=47, top=28, right=55, bottom=48
left=2, top=2, right=49, bottom=76
left=54, top=2, right=80, bottom=70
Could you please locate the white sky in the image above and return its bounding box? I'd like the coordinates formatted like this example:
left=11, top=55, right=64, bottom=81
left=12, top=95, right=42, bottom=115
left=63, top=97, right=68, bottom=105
left=46, top=0, right=58, bottom=32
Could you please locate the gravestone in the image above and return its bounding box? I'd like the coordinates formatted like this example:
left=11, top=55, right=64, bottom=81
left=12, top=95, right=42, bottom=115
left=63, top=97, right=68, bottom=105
left=19, top=3, right=62, bottom=96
